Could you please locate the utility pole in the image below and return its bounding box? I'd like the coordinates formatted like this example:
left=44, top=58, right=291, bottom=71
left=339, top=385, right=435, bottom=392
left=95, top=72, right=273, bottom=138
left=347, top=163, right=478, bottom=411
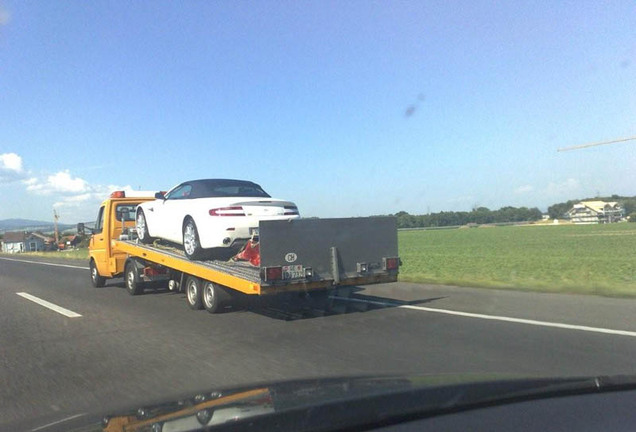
left=53, top=209, right=60, bottom=245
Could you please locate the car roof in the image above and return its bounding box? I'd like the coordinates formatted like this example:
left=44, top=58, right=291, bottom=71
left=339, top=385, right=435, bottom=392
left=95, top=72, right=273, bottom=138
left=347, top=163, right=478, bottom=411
left=173, top=179, right=269, bottom=199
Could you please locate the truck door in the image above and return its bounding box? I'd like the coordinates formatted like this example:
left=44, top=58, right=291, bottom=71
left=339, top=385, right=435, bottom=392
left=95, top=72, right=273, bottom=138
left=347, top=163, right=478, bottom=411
left=90, top=205, right=108, bottom=276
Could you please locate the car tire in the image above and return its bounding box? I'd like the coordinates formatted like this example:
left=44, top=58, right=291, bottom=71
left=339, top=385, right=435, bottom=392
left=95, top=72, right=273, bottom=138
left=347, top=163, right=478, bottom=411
left=202, top=281, right=231, bottom=314
left=185, top=275, right=203, bottom=310
left=90, top=259, right=106, bottom=288
left=125, top=261, right=144, bottom=295
left=136, top=209, right=154, bottom=244
left=183, top=218, right=206, bottom=260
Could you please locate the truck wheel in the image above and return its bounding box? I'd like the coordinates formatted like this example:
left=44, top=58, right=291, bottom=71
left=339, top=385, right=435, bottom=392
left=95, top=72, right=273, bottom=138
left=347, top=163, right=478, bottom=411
left=136, top=210, right=154, bottom=244
left=90, top=259, right=106, bottom=288
left=185, top=275, right=203, bottom=310
left=125, top=261, right=144, bottom=295
left=202, top=282, right=231, bottom=314
left=183, top=218, right=205, bottom=260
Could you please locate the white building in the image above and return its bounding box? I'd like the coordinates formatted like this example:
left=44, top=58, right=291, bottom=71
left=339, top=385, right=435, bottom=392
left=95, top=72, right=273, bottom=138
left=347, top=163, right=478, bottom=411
left=566, top=201, right=624, bottom=224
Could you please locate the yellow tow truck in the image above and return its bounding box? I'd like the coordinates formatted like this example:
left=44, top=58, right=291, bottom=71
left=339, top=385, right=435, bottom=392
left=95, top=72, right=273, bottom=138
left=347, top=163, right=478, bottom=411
left=87, top=191, right=400, bottom=313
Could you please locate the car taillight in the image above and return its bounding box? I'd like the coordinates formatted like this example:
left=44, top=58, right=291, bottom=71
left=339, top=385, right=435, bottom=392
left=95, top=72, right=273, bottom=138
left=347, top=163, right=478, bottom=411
left=383, top=257, right=400, bottom=271
left=284, top=206, right=299, bottom=215
left=209, top=206, right=246, bottom=216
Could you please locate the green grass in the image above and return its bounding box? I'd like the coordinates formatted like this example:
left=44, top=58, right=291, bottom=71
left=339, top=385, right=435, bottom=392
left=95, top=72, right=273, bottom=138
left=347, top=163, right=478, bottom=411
left=398, top=223, right=636, bottom=297
left=12, top=248, right=90, bottom=260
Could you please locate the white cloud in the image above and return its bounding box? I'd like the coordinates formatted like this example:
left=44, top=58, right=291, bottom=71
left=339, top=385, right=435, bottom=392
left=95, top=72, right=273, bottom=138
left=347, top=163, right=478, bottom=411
left=514, top=185, right=534, bottom=194
left=0, top=152, right=26, bottom=183
left=1, top=153, right=137, bottom=221
left=1, top=153, right=22, bottom=172
left=20, top=166, right=134, bottom=220
left=52, top=183, right=134, bottom=220
left=25, top=170, right=89, bottom=195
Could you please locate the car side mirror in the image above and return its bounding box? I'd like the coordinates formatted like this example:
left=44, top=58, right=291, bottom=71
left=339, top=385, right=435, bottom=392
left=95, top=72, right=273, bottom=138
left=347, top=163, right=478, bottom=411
left=155, top=192, right=166, bottom=200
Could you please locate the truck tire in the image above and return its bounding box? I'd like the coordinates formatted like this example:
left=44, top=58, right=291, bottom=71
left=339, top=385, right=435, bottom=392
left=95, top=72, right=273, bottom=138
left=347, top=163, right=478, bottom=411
left=125, top=261, right=144, bottom=295
left=183, top=218, right=205, bottom=260
left=136, top=210, right=154, bottom=244
left=90, top=259, right=106, bottom=288
left=202, top=281, right=231, bottom=314
left=185, top=275, right=203, bottom=310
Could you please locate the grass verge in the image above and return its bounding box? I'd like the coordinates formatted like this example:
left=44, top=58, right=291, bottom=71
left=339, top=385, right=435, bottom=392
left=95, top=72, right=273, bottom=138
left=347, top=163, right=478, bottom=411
left=398, top=223, right=636, bottom=297
left=7, top=248, right=90, bottom=260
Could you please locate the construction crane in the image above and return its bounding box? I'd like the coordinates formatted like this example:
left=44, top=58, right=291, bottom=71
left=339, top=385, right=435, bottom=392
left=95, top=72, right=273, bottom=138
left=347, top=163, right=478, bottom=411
left=557, top=136, right=636, bottom=152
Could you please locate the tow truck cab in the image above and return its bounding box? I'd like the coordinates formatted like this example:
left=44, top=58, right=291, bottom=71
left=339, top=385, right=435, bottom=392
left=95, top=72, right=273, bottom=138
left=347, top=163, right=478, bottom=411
left=89, top=191, right=155, bottom=281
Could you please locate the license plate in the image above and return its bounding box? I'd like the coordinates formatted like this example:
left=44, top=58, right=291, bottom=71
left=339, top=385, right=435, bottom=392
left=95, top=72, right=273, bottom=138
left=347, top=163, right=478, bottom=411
left=282, top=265, right=304, bottom=279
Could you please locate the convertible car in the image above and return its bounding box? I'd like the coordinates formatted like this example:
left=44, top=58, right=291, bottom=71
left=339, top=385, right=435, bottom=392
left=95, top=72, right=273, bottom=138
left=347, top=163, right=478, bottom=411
left=136, top=179, right=300, bottom=260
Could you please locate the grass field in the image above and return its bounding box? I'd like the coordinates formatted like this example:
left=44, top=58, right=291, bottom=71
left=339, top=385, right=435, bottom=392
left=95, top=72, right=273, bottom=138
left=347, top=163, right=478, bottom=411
left=399, top=223, right=636, bottom=297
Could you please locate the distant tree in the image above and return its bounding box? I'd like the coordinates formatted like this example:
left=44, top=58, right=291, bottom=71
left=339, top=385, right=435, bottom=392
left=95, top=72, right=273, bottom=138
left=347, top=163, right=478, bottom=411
left=548, top=200, right=577, bottom=219
left=621, top=198, right=636, bottom=215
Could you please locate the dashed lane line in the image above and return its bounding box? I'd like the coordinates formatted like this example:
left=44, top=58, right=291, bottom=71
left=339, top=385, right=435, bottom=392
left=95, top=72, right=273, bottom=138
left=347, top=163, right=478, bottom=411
left=16, top=292, right=82, bottom=318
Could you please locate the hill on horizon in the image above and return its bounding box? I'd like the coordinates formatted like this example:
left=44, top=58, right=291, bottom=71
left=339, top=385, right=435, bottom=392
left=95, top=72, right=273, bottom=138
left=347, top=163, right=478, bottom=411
left=0, top=219, right=75, bottom=233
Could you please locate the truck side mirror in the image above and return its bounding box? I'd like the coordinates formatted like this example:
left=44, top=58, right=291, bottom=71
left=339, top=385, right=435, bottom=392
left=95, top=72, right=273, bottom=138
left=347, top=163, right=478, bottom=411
left=78, top=222, right=95, bottom=235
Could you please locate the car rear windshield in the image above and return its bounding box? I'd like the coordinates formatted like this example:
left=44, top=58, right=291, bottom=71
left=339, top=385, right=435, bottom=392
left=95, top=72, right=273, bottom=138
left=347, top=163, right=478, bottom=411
left=194, top=180, right=271, bottom=198
left=115, top=204, right=137, bottom=222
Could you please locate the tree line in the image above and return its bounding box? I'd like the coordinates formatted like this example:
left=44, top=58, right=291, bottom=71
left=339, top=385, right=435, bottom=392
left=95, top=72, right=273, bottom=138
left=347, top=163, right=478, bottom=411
left=391, top=206, right=543, bottom=229
left=391, top=194, right=636, bottom=229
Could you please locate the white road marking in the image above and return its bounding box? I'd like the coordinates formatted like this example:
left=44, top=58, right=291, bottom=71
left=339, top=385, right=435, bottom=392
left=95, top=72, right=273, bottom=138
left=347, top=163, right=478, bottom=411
left=16, top=292, right=82, bottom=318
left=31, top=413, right=87, bottom=431
left=0, top=256, right=88, bottom=270
left=332, top=296, right=636, bottom=338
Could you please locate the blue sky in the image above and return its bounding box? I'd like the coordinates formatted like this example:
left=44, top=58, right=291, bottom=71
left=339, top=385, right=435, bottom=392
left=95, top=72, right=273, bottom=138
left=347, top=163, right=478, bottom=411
left=0, top=1, right=634, bottom=223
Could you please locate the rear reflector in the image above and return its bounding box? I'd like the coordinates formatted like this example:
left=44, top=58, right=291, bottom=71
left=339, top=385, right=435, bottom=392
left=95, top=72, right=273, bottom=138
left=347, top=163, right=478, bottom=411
left=209, top=206, right=246, bottom=216
left=261, top=266, right=283, bottom=281
left=143, top=266, right=166, bottom=277
left=383, top=257, right=400, bottom=271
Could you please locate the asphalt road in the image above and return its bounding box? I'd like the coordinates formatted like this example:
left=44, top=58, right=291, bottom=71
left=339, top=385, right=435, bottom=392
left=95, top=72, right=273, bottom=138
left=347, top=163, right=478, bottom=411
left=3, top=255, right=636, bottom=431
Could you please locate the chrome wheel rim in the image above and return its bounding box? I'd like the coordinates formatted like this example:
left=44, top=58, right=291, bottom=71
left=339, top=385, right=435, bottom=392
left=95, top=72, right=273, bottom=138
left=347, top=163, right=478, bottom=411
left=126, top=270, right=135, bottom=290
left=203, top=283, right=215, bottom=308
left=187, top=281, right=198, bottom=304
left=91, top=266, right=98, bottom=281
left=184, top=222, right=196, bottom=255
left=137, top=213, right=146, bottom=239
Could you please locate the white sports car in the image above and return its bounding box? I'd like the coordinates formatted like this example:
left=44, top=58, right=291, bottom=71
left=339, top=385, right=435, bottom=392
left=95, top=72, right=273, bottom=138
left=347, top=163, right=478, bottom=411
left=135, top=179, right=300, bottom=260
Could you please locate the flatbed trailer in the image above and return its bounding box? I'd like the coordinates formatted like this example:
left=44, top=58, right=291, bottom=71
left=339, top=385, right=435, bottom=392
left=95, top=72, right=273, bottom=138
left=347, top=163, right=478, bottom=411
left=89, top=192, right=400, bottom=313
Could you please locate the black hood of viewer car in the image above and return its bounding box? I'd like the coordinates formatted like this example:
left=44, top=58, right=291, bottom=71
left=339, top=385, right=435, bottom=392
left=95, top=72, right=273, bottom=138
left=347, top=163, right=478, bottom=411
left=15, top=374, right=636, bottom=432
